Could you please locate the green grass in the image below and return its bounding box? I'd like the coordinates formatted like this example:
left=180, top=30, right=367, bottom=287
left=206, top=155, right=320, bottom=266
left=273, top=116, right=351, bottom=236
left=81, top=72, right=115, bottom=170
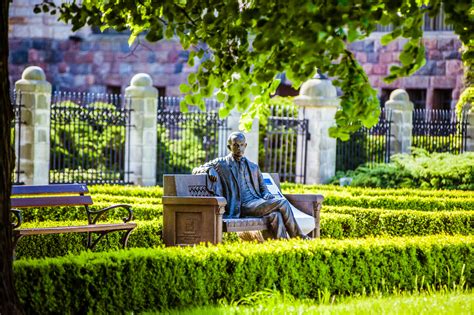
left=158, top=289, right=474, bottom=315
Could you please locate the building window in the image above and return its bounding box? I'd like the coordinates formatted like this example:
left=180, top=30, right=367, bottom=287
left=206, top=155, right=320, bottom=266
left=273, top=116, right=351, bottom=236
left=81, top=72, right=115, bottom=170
left=379, top=88, right=395, bottom=107
left=106, top=85, right=121, bottom=95
left=274, top=84, right=299, bottom=97
left=406, top=89, right=427, bottom=109
left=154, top=86, right=166, bottom=98
left=432, top=89, right=452, bottom=110
left=91, top=26, right=131, bottom=35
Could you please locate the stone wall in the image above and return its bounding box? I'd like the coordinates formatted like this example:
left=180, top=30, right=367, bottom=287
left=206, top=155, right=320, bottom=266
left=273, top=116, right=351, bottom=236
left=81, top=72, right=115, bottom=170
left=9, top=1, right=464, bottom=107
left=9, top=37, right=194, bottom=95
left=350, top=33, right=464, bottom=109
left=8, top=1, right=195, bottom=96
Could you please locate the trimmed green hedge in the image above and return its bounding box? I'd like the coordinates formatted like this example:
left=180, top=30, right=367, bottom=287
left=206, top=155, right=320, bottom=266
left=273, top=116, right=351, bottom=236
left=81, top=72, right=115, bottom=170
left=89, top=185, right=163, bottom=198
left=15, top=220, right=164, bottom=259
left=321, top=207, right=474, bottom=238
left=16, top=208, right=474, bottom=259
left=15, top=220, right=240, bottom=259
left=319, top=213, right=356, bottom=239
left=281, top=183, right=474, bottom=199
left=322, top=194, right=474, bottom=211
left=19, top=202, right=163, bottom=222
left=91, top=183, right=474, bottom=200
left=14, top=235, right=474, bottom=313
left=17, top=191, right=474, bottom=223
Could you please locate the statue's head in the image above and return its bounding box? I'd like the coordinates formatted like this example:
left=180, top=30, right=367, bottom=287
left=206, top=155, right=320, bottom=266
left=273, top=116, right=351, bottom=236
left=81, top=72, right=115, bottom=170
left=227, top=132, right=247, bottom=159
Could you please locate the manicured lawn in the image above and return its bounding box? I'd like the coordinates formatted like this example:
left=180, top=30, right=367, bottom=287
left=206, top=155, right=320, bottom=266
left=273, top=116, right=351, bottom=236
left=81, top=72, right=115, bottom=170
left=161, top=290, right=474, bottom=315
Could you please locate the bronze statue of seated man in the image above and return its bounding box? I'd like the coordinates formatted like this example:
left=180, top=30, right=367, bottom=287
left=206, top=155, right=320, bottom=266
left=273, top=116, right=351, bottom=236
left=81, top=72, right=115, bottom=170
left=193, top=131, right=310, bottom=240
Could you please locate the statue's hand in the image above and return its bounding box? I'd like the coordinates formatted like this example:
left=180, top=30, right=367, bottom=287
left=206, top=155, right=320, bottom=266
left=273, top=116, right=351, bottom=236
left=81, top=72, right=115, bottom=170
left=208, top=168, right=218, bottom=182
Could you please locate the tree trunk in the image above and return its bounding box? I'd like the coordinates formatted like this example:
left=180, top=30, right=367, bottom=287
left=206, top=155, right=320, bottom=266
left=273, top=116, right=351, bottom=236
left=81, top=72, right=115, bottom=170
left=0, top=0, right=23, bottom=313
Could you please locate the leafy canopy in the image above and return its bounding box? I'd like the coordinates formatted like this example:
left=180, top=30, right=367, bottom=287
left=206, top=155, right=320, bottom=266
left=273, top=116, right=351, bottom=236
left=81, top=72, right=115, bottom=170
left=37, top=0, right=473, bottom=140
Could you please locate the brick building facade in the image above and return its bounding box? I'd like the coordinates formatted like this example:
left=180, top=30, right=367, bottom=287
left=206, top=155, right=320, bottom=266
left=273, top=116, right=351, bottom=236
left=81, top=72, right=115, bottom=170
left=8, top=0, right=464, bottom=109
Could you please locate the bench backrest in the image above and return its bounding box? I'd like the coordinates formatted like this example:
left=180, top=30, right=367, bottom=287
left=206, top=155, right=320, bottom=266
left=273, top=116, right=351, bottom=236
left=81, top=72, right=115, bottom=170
left=11, top=184, right=93, bottom=208
left=163, top=173, right=281, bottom=197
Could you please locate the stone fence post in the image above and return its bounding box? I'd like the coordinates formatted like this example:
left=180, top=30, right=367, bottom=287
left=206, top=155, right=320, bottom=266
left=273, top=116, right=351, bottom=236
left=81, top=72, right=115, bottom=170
left=223, top=109, right=259, bottom=163
left=15, top=66, right=52, bottom=185
left=465, top=104, right=474, bottom=152
left=385, top=89, right=414, bottom=155
left=125, top=73, right=158, bottom=186
left=294, top=75, right=340, bottom=184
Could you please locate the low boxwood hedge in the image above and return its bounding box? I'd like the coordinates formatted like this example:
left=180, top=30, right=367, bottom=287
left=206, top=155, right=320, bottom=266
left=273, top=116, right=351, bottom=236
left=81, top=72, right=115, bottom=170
left=322, top=194, right=474, bottom=211
left=89, top=185, right=163, bottom=198
left=91, top=183, right=474, bottom=200
left=14, top=235, right=474, bottom=314
left=16, top=207, right=474, bottom=259
left=19, top=202, right=163, bottom=222
left=321, top=207, right=474, bottom=238
left=18, top=193, right=473, bottom=223
left=15, top=220, right=164, bottom=259
left=281, top=184, right=474, bottom=199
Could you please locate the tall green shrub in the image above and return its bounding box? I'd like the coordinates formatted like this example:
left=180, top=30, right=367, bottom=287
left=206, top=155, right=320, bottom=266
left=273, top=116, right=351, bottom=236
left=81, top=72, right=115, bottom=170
left=330, top=149, right=474, bottom=190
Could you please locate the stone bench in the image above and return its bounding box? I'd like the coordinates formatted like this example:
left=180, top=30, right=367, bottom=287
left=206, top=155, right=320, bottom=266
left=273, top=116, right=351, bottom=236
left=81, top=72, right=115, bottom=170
left=162, top=174, right=323, bottom=246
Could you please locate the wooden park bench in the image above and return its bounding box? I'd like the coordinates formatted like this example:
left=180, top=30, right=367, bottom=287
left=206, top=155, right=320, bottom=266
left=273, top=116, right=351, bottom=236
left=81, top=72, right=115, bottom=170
left=162, top=174, right=323, bottom=246
left=10, top=184, right=137, bottom=253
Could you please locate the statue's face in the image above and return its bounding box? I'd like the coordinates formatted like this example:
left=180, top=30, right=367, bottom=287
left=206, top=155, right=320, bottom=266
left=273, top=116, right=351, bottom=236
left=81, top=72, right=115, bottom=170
left=228, top=136, right=247, bottom=158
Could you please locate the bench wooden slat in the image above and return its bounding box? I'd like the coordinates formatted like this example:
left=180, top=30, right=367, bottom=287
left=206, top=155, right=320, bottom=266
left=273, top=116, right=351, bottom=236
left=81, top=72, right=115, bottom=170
left=12, top=184, right=89, bottom=196
left=11, top=196, right=93, bottom=208
left=14, top=223, right=137, bottom=236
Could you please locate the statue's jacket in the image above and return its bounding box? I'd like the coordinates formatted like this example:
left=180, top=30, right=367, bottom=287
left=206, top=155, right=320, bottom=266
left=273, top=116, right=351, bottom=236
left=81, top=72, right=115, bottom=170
left=192, top=154, right=272, bottom=218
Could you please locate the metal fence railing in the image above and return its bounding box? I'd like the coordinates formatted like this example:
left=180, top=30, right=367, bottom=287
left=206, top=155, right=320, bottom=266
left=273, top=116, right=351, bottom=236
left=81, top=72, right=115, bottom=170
left=11, top=90, right=24, bottom=185
left=156, top=96, right=229, bottom=185
left=336, top=109, right=392, bottom=172
left=412, top=109, right=469, bottom=154
left=261, top=104, right=310, bottom=184
left=49, top=91, right=133, bottom=184
left=376, top=7, right=453, bottom=32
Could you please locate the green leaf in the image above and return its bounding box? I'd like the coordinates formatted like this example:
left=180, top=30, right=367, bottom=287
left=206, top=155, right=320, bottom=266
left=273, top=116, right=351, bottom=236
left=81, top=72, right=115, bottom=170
left=348, top=27, right=359, bottom=42
left=216, top=91, right=226, bottom=103
left=184, top=94, right=193, bottom=106
left=250, top=84, right=261, bottom=95
left=128, top=33, right=137, bottom=46
left=218, top=107, right=230, bottom=118
left=381, top=33, right=393, bottom=45
left=179, top=84, right=190, bottom=93
left=179, top=99, right=189, bottom=112
left=188, top=73, right=197, bottom=84
left=239, top=114, right=254, bottom=132
left=269, top=79, right=281, bottom=94
left=399, top=51, right=413, bottom=66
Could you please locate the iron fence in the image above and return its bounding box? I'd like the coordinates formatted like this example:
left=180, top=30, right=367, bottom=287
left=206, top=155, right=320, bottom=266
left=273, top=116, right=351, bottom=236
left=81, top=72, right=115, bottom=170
left=336, top=109, right=392, bottom=172
left=376, top=6, right=453, bottom=32
left=261, top=105, right=310, bottom=183
left=156, top=96, right=229, bottom=185
left=412, top=109, right=469, bottom=154
left=11, top=90, right=24, bottom=185
left=50, top=91, right=132, bottom=184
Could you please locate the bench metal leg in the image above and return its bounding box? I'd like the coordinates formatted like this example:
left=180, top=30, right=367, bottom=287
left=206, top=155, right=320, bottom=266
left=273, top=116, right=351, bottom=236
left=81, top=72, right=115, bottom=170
left=12, top=235, right=24, bottom=260
left=88, top=229, right=135, bottom=250
left=121, top=229, right=134, bottom=249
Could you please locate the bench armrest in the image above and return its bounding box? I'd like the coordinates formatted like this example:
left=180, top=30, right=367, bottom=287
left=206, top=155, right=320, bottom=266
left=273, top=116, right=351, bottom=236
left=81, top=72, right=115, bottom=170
left=11, top=209, right=23, bottom=229
left=284, top=193, right=323, bottom=238
left=88, top=204, right=134, bottom=224
left=162, top=196, right=227, bottom=207
left=283, top=194, right=323, bottom=216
